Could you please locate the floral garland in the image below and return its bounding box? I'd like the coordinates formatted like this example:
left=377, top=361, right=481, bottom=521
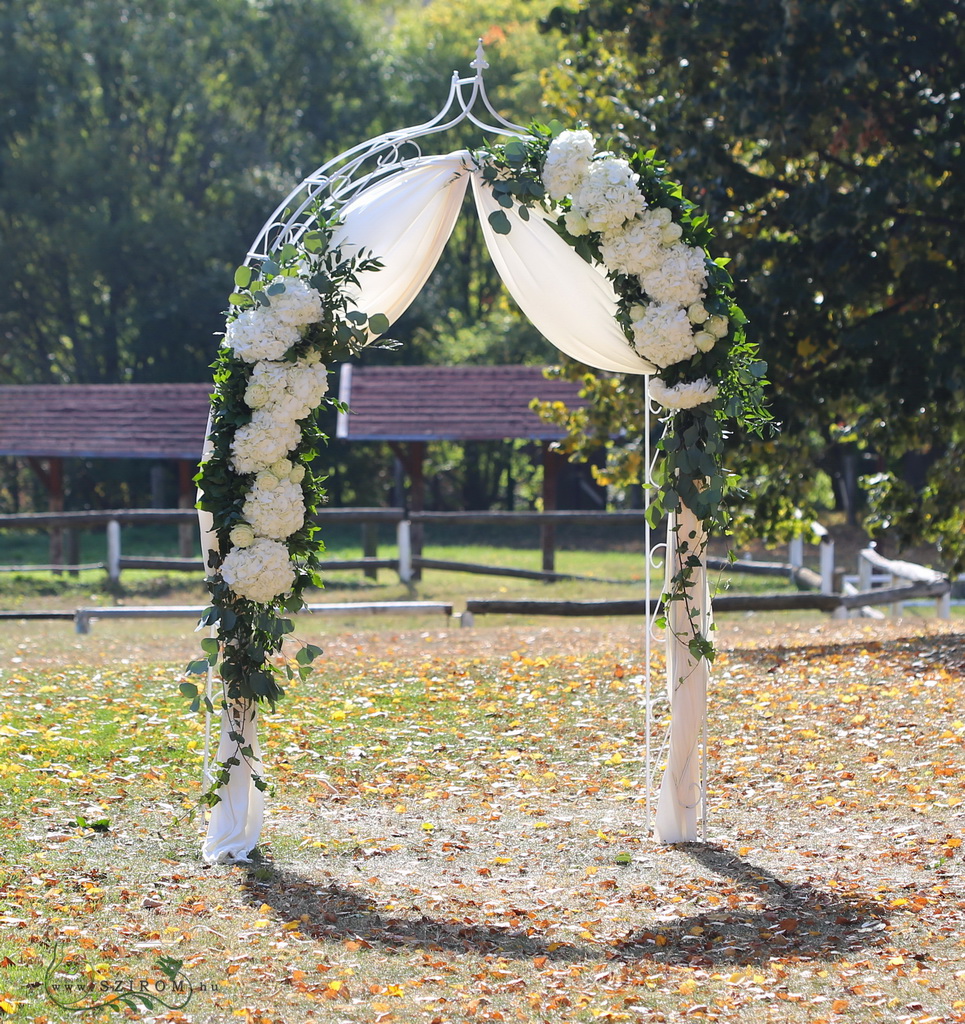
left=475, top=124, right=770, bottom=660
left=182, top=211, right=387, bottom=802
left=185, top=123, right=769, bottom=804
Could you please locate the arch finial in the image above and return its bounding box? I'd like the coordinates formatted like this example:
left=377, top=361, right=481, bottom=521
left=470, top=39, right=489, bottom=72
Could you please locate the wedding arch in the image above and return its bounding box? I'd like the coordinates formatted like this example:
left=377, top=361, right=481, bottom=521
left=190, top=45, right=768, bottom=864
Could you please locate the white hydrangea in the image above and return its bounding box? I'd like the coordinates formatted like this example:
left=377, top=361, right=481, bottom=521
left=639, top=244, right=708, bottom=308
left=264, top=276, right=323, bottom=327
left=649, top=377, right=719, bottom=410
left=220, top=538, right=295, bottom=604
left=632, top=304, right=700, bottom=368
left=599, top=217, right=665, bottom=277
left=541, top=129, right=596, bottom=201
left=224, top=308, right=300, bottom=363
left=571, top=157, right=647, bottom=233
left=245, top=359, right=329, bottom=421
left=230, top=410, right=301, bottom=475
left=242, top=477, right=306, bottom=541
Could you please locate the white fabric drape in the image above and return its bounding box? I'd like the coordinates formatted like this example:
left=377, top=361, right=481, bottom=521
left=329, top=153, right=471, bottom=338
left=654, top=503, right=710, bottom=843
left=201, top=703, right=265, bottom=864
left=471, top=171, right=656, bottom=375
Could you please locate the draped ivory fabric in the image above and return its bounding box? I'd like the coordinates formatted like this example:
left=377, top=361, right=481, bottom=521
left=654, top=503, right=710, bottom=842
left=200, top=149, right=702, bottom=859
left=329, top=154, right=472, bottom=337
left=470, top=172, right=656, bottom=375
left=201, top=705, right=266, bottom=863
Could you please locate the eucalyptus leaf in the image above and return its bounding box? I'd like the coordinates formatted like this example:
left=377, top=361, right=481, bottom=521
left=488, top=210, right=512, bottom=235
left=368, top=312, right=390, bottom=335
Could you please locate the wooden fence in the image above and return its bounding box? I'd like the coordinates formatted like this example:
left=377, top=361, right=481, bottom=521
left=0, top=509, right=953, bottom=621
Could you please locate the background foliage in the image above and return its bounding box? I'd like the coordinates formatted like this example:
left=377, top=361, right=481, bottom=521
left=1, top=0, right=962, bottom=566
left=540, top=0, right=965, bottom=564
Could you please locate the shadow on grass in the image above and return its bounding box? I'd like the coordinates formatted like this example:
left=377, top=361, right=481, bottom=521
left=238, top=842, right=891, bottom=966
left=612, top=842, right=892, bottom=966
left=728, top=633, right=965, bottom=674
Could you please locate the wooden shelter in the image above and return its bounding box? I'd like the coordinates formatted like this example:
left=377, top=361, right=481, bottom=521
left=0, top=383, right=211, bottom=560
left=336, top=364, right=590, bottom=571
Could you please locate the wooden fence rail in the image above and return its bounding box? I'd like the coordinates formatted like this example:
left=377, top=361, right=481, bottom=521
left=0, top=511, right=952, bottom=621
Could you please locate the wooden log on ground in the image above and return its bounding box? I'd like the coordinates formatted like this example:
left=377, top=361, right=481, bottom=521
left=0, top=562, right=105, bottom=573
left=465, top=578, right=950, bottom=618
left=0, top=610, right=76, bottom=620
left=413, top=557, right=627, bottom=584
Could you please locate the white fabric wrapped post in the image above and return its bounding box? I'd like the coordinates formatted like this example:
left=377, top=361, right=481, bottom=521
left=201, top=702, right=266, bottom=864
left=196, top=414, right=266, bottom=864
left=654, top=504, right=711, bottom=842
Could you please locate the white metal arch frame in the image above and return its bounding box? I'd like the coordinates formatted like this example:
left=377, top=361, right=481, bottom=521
left=214, top=43, right=707, bottom=845
left=248, top=41, right=527, bottom=263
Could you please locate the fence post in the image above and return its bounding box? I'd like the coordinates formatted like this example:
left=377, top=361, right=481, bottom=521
left=397, top=519, right=412, bottom=583
left=107, top=519, right=122, bottom=584
left=938, top=591, right=951, bottom=619
left=819, top=536, right=835, bottom=595
left=362, top=522, right=378, bottom=580
left=857, top=549, right=872, bottom=592
left=788, top=536, right=803, bottom=569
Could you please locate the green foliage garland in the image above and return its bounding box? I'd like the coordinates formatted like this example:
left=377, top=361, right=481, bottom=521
left=475, top=122, right=771, bottom=659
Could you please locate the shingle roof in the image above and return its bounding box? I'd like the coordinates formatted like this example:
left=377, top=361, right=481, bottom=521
left=336, top=365, right=584, bottom=441
left=0, top=384, right=212, bottom=460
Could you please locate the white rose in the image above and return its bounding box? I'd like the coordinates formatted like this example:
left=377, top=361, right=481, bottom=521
left=564, top=209, right=590, bottom=236
left=650, top=207, right=673, bottom=227
left=228, top=523, right=255, bottom=548
left=289, top=464, right=306, bottom=484
left=244, top=382, right=271, bottom=409
left=687, top=302, right=709, bottom=324
left=694, top=331, right=717, bottom=353
left=255, top=470, right=279, bottom=491
left=270, top=458, right=294, bottom=479
left=705, top=315, right=729, bottom=339
left=660, top=222, right=683, bottom=244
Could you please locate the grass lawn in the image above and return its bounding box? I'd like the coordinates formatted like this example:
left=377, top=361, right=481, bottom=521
left=0, top=598, right=962, bottom=1022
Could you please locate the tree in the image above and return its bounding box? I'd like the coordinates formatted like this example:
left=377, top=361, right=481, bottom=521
left=0, top=0, right=384, bottom=385
left=539, top=0, right=965, bottom=563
